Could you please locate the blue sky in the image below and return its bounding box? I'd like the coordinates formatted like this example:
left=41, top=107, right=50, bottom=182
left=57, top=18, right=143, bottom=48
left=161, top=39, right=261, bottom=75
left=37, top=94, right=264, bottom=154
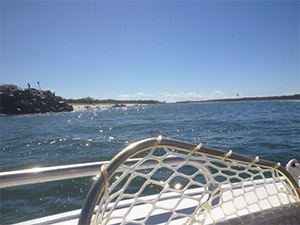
left=1, top=1, right=299, bottom=102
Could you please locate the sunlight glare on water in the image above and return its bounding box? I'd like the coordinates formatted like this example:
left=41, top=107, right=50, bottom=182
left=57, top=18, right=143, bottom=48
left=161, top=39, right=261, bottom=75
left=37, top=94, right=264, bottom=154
left=0, top=101, right=299, bottom=223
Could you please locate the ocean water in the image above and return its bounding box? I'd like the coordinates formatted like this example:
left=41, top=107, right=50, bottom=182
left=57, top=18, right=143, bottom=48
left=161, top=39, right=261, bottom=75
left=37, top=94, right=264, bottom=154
left=1, top=101, right=299, bottom=223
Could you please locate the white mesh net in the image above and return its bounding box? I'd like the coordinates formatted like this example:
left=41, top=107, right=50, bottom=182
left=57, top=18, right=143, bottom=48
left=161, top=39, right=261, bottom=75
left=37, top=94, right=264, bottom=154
left=91, top=143, right=299, bottom=225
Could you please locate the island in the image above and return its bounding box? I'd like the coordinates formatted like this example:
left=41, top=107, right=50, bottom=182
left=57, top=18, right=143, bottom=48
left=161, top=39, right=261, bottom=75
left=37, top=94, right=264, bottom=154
left=1, top=84, right=298, bottom=115
left=65, top=97, right=162, bottom=109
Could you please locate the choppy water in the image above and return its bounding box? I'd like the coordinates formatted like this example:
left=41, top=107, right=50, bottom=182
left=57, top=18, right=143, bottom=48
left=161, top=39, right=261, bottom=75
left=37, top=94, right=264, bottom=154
left=1, top=101, right=299, bottom=223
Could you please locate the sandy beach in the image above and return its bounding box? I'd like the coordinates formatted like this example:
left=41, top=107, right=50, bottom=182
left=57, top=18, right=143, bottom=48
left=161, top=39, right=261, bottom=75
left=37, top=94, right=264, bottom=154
left=70, top=103, right=141, bottom=110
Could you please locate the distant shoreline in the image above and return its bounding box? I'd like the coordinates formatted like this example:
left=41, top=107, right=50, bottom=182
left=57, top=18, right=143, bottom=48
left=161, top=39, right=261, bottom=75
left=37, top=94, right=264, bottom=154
left=68, top=94, right=300, bottom=109
left=70, top=103, right=144, bottom=109
left=176, top=94, right=300, bottom=104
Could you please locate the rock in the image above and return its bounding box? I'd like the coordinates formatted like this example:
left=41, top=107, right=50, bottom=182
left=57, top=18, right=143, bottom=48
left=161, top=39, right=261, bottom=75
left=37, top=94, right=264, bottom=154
left=0, top=87, right=73, bottom=115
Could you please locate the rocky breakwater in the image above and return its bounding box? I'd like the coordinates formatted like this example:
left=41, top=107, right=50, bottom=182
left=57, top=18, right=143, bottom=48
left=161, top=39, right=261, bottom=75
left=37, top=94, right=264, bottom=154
left=0, top=87, right=73, bottom=115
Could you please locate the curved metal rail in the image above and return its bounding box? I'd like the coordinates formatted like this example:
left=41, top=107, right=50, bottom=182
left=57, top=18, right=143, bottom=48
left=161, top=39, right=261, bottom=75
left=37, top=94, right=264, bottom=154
left=78, top=137, right=300, bottom=225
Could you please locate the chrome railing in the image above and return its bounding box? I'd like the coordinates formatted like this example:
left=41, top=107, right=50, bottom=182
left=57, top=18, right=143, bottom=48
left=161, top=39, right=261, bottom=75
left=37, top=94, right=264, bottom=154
left=0, top=156, right=188, bottom=188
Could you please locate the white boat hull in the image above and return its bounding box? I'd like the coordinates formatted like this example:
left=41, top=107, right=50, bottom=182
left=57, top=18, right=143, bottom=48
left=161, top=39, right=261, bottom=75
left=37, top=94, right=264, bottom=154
left=15, top=178, right=300, bottom=225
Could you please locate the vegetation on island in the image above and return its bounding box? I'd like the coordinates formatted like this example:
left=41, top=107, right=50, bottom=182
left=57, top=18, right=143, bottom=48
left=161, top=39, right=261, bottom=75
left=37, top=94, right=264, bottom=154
left=176, top=94, right=300, bottom=104
left=66, top=94, right=300, bottom=106
left=65, top=97, right=163, bottom=105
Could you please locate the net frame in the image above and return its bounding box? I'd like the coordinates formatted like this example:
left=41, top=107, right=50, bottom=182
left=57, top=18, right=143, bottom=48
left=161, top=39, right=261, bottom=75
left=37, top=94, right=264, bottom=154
left=79, top=137, right=300, bottom=225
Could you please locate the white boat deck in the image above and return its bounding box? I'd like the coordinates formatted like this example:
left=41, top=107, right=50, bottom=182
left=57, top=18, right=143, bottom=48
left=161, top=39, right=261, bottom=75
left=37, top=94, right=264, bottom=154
left=15, top=178, right=300, bottom=225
